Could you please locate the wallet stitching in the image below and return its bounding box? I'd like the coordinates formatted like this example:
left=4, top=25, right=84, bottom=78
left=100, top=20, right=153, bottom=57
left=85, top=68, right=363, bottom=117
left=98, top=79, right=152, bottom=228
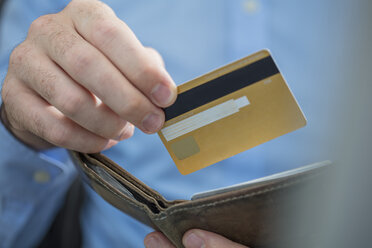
left=154, top=177, right=306, bottom=220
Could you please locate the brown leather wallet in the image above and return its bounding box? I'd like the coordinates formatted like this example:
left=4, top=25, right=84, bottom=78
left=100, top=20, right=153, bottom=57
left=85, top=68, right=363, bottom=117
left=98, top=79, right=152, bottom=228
left=70, top=151, right=332, bottom=248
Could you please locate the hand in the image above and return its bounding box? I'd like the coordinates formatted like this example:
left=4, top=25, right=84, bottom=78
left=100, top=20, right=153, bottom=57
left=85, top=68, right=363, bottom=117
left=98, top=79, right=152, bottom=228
left=0, top=0, right=176, bottom=152
left=144, top=229, right=249, bottom=248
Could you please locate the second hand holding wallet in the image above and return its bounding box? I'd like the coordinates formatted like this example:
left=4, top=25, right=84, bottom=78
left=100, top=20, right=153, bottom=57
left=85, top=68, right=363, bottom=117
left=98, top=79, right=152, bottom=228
left=70, top=151, right=332, bottom=248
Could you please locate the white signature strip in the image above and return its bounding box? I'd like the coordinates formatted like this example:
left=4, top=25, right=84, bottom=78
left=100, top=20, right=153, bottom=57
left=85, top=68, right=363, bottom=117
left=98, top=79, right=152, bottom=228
left=161, top=96, right=249, bottom=141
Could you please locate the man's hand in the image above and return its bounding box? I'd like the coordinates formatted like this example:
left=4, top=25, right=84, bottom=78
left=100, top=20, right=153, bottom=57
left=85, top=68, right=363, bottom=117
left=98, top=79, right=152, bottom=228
left=0, top=0, right=176, bottom=152
left=144, top=229, right=249, bottom=248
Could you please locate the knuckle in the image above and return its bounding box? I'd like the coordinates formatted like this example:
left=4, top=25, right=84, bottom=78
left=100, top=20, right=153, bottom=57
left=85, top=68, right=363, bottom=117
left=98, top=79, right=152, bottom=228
left=66, top=0, right=81, bottom=8
left=70, top=52, right=95, bottom=75
left=9, top=47, right=22, bottom=67
left=9, top=44, right=31, bottom=69
left=50, top=29, right=79, bottom=59
left=66, top=0, right=91, bottom=11
left=48, top=126, right=70, bottom=147
left=60, top=94, right=86, bottom=118
left=68, top=0, right=114, bottom=19
left=29, top=14, right=56, bottom=35
left=70, top=51, right=95, bottom=75
left=94, top=0, right=115, bottom=15
left=91, top=20, right=120, bottom=47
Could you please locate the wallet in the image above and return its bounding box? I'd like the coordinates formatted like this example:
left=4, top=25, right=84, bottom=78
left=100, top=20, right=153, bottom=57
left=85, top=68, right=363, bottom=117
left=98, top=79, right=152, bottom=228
left=70, top=151, right=332, bottom=248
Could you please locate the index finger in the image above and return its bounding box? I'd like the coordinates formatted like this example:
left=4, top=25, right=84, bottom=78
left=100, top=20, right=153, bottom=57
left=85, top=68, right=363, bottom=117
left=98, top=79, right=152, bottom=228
left=64, top=0, right=177, bottom=108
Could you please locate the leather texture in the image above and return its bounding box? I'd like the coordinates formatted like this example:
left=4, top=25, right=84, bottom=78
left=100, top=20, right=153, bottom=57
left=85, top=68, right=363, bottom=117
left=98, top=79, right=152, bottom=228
left=70, top=151, right=332, bottom=248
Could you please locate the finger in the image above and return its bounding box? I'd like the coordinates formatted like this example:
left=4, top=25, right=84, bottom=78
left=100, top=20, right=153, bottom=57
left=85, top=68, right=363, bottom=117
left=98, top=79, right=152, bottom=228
left=29, top=15, right=164, bottom=133
left=144, top=231, right=175, bottom=248
left=9, top=42, right=131, bottom=141
left=65, top=0, right=177, bottom=107
left=145, top=47, right=166, bottom=68
left=183, top=229, right=249, bottom=248
left=4, top=78, right=114, bottom=153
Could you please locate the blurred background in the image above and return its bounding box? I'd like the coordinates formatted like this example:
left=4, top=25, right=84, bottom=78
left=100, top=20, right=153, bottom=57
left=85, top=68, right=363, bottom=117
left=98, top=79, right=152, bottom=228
left=0, top=0, right=371, bottom=247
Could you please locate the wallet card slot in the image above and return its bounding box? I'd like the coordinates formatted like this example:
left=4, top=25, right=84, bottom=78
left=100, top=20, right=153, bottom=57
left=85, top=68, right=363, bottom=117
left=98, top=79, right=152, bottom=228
left=84, top=156, right=163, bottom=214
left=87, top=153, right=176, bottom=209
left=89, top=164, right=135, bottom=200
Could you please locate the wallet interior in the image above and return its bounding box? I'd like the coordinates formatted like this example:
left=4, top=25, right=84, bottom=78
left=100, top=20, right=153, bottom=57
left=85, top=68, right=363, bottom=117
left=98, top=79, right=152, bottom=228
left=70, top=151, right=333, bottom=248
left=76, top=152, right=185, bottom=214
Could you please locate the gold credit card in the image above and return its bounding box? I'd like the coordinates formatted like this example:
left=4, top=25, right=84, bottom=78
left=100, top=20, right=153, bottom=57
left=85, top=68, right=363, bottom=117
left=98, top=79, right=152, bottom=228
left=158, top=50, right=307, bottom=175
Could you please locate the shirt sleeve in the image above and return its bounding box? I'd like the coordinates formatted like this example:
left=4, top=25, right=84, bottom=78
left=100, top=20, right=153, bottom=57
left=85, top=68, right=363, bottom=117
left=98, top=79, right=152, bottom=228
left=0, top=113, right=78, bottom=247
left=0, top=1, right=77, bottom=247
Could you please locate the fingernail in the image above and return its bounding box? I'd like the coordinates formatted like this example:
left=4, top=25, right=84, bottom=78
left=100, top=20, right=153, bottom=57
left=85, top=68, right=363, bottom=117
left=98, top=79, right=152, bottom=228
left=142, top=113, right=163, bottom=133
left=183, top=232, right=205, bottom=248
left=144, top=236, right=159, bottom=248
left=151, top=83, right=175, bottom=106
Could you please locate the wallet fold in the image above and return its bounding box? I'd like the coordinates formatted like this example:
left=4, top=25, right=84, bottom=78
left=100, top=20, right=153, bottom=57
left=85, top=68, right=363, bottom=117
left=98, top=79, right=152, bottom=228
left=70, top=151, right=332, bottom=248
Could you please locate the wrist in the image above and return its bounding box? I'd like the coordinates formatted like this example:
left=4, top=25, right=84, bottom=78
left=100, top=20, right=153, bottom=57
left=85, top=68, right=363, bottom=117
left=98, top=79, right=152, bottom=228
left=0, top=103, right=54, bottom=151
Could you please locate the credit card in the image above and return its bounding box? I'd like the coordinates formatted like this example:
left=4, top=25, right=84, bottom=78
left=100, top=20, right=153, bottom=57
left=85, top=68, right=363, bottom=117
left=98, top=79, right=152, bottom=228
left=158, top=50, right=306, bottom=175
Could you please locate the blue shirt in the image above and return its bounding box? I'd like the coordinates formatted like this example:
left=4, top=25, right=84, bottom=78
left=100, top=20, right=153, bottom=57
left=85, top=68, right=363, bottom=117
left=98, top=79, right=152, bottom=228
left=0, top=0, right=363, bottom=247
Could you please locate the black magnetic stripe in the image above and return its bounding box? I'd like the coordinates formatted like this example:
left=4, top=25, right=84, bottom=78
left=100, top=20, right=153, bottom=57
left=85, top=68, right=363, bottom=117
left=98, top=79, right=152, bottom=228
left=164, top=56, right=279, bottom=121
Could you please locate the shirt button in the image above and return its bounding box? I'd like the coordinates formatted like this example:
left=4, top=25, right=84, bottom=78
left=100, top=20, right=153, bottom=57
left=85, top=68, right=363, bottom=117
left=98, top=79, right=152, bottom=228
left=33, top=170, right=51, bottom=183
left=243, top=0, right=259, bottom=14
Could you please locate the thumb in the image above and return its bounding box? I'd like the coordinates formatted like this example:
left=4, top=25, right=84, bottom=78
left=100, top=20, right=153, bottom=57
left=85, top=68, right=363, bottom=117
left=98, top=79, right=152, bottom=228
left=182, top=229, right=249, bottom=248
